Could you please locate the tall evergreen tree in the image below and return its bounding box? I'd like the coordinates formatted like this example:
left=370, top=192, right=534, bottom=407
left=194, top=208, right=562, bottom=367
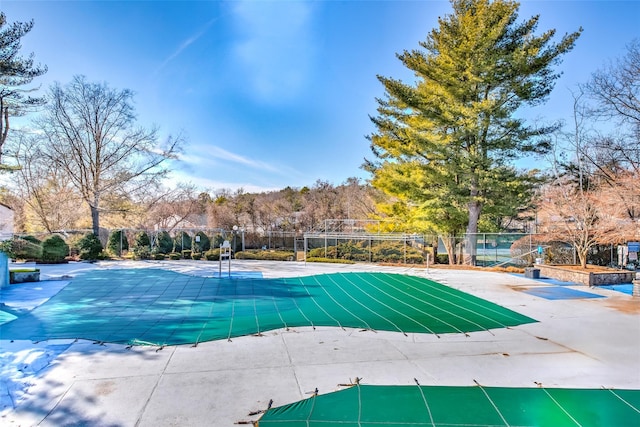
left=366, top=0, right=581, bottom=264
left=0, top=12, right=47, bottom=165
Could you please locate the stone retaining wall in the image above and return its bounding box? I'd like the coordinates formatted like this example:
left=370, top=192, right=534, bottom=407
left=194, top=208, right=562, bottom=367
left=9, top=269, right=40, bottom=284
left=537, top=265, right=635, bottom=286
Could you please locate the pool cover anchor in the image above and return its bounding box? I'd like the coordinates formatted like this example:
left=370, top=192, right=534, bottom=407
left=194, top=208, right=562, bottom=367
left=338, top=376, right=362, bottom=387
left=247, top=399, right=273, bottom=416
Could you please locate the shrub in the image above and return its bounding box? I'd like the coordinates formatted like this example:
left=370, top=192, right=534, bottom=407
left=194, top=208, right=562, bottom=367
left=11, top=236, right=43, bottom=261
left=168, top=252, right=181, bottom=260
left=192, top=231, right=211, bottom=252
left=191, top=252, right=202, bottom=260
left=64, top=234, right=84, bottom=259
left=150, top=247, right=165, bottom=260
left=380, top=253, right=401, bottom=263
left=336, top=241, right=367, bottom=260
left=309, top=241, right=425, bottom=264
left=436, top=254, right=449, bottom=264
left=234, top=250, right=294, bottom=261
left=205, top=249, right=221, bottom=260
left=308, top=246, right=337, bottom=258
left=78, top=233, right=104, bottom=261
left=107, top=230, right=129, bottom=256
left=41, top=235, right=69, bottom=263
left=134, top=231, right=151, bottom=248
left=211, top=234, right=225, bottom=249
left=182, top=249, right=192, bottom=259
left=132, top=245, right=151, bottom=260
left=131, top=231, right=151, bottom=260
left=306, top=257, right=355, bottom=264
left=21, top=235, right=42, bottom=245
left=173, top=231, right=191, bottom=253
left=308, top=247, right=325, bottom=258
left=405, top=254, right=425, bottom=264
left=156, top=231, right=173, bottom=254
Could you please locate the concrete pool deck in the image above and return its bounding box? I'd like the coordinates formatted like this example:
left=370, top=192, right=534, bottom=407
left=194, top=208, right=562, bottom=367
left=1, top=260, right=639, bottom=426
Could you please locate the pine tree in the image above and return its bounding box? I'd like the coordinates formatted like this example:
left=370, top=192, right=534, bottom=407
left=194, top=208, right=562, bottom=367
left=366, top=0, right=581, bottom=264
left=0, top=12, right=47, bottom=165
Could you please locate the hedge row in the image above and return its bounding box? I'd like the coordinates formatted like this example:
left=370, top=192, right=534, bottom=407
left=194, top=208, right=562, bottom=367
left=235, top=250, right=294, bottom=261
left=110, top=230, right=228, bottom=260
left=9, top=235, right=427, bottom=265
left=307, top=241, right=426, bottom=264
left=9, top=234, right=84, bottom=263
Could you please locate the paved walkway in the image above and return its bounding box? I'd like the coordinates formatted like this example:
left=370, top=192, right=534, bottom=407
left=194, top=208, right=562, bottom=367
left=1, top=260, right=639, bottom=426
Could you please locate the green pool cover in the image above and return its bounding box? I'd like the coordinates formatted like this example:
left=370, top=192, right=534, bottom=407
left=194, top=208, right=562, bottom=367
left=257, top=384, right=640, bottom=426
left=0, top=269, right=535, bottom=345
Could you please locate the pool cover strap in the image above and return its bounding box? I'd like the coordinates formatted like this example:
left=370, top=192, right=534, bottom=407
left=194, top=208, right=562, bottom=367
left=257, top=384, right=640, bottom=426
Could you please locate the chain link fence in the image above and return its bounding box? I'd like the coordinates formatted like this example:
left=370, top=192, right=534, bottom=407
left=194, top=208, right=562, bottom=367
left=7, top=228, right=621, bottom=268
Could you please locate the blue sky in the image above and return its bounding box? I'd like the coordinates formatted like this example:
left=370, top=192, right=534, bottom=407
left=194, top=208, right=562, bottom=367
left=2, top=0, right=639, bottom=193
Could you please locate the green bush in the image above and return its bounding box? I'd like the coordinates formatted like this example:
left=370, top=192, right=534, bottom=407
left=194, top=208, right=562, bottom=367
left=173, top=231, right=191, bottom=253
left=131, top=231, right=151, bottom=260
left=11, top=237, right=43, bottom=260
left=134, top=231, right=151, bottom=248
left=211, top=234, right=225, bottom=249
left=336, top=241, right=368, bottom=260
left=78, top=233, right=104, bottom=261
left=182, top=249, right=192, bottom=259
left=168, top=252, right=181, bottom=260
left=132, top=245, right=151, bottom=260
left=405, top=253, right=425, bottom=264
left=436, top=254, right=449, bottom=264
left=308, top=247, right=324, bottom=257
left=306, top=257, right=355, bottom=264
left=234, top=250, right=294, bottom=261
left=156, top=231, right=173, bottom=254
left=149, top=247, right=165, bottom=260
left=308, top=241, right=425, bottom=264
left=205, top=249, right=221, bottom=260
left=192, top=231, right=211, bottom=252
left=308, top=247, right=337, bottom=258
left=191, top=252, right=202, bottom=260
left=107, top=230, right=129, bottom=256
left=41, top=235, right=69, bottom=263
left=21, top=235, right=42, bottom=245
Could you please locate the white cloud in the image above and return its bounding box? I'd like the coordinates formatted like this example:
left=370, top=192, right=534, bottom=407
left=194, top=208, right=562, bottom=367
left=175, top=144, right=306, bottom=184
left=231, top=0, right=315, bottom=102
left=179, top=144, right=280, bottom=173
left=154, top=16, right=221, bottom=76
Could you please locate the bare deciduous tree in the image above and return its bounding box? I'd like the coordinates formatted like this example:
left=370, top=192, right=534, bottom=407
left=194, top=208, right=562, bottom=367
left=586, top=39, right=640, bottom=134
left=540, top=86, right=637, bottom=267
left=538, top=180, right=619, bottom=268
left=38, top=75, right=183, bottom=235
left=141, top=183, right=202, bottom=231
left=8, top=130, right=84, bottom=232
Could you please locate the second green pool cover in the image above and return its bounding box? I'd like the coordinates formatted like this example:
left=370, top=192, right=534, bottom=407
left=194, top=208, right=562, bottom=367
left=1, top=269, right=536, bottom=345
left=257, top=384, right=640, bottom=426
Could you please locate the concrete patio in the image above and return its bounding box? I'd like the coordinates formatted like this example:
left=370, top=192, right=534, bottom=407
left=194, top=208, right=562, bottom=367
left=1, top=260, right=638, bottom=426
